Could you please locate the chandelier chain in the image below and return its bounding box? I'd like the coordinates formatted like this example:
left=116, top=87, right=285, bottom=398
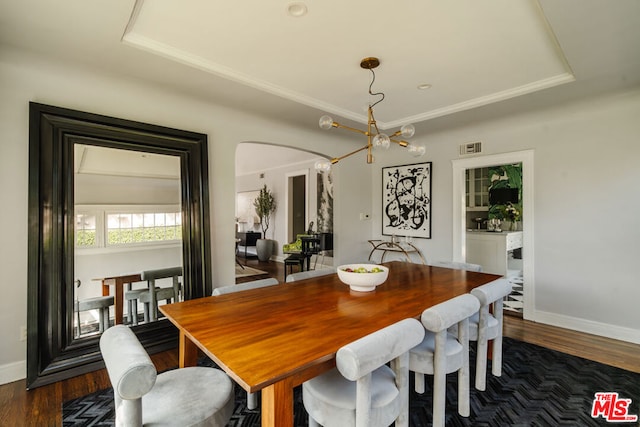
left=368, top=69, right=385, bottom=109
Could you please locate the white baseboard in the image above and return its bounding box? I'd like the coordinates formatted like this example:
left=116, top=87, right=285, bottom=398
left=533, top=310, right=640, bottom=345
left=0, top=359, right=26, bottom=385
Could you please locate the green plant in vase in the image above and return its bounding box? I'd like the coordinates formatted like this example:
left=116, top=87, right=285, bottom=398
left=253, top=184, right=277, bottom=261
left=503, top=202, right=521, bottom=231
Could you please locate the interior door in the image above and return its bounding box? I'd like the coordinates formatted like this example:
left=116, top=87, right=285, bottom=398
left=290, top=174, right=306, bottom=239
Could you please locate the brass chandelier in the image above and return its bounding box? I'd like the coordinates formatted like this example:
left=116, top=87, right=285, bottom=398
left=315, top=57, right=425, bottom=172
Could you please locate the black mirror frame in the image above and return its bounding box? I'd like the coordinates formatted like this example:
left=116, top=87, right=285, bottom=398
left=27, top=102, right=212, bottom=388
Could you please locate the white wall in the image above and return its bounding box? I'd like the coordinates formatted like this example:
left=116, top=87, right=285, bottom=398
left=370, top=89, right=640, bottom=343
left=1, top=46, right=639, bottom=385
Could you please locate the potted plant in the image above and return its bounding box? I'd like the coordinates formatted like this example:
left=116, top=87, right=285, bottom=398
left=502, top=202, right=521, bottom=231
left=253, top=184, right=277, bottom=261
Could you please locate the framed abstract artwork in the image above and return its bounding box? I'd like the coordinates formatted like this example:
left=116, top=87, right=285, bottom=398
left=382, top=162, right=432, bottom=239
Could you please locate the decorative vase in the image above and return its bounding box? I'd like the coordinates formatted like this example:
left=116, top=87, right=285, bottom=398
left=256, top=238, right=274, bottom=262
left=510, top=221, right=518, bottom=231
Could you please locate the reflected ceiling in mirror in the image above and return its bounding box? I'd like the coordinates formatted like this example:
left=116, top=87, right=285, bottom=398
left=75, top=144, right=180, bottom=179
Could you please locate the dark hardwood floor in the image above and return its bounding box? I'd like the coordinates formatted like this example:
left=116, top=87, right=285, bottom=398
left=2, top=258, right=639, bottom=426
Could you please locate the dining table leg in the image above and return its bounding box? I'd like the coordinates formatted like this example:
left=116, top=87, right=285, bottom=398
left=261, top=378, right=294, bottom=427
left=113, top=279, right=124, bottom=325
left=102, top=278, right=124, bottom=325
left=179, top=331, right=198, bottom=368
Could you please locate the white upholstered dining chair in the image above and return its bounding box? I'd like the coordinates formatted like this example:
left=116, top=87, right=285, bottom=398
left=434, top=261, right=483, bottom=272
left=100, top=325, right=234, bottom=427
left=211, top=277, right=279, bottom=296
left=409, top=293, right=480, bottom=427
left=285, top=267, right=336, bottom=282
left=211, top=276, right=279, bottom=410
left=469, top=278, right=512, bottom=390
left=302, top=318, right=425, bottom=427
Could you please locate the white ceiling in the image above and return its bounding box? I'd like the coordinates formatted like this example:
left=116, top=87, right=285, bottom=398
left=2, top=0, right=639, bottom=144
left=123, top=0, right=574, bottom=129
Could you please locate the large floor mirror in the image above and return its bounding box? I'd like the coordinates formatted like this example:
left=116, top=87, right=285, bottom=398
left=27, top=103, right=212, bottom=388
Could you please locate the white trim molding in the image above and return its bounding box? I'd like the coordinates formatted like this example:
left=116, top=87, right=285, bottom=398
left=534, top=310, right=640, bottom=345
left=0, top=360, right=26, bottom=385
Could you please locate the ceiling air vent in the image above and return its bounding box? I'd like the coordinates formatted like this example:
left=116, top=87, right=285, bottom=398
left=460, top=141, right=482, bottom=155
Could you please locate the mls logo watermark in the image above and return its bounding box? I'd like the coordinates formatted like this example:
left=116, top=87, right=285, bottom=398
left=591, top=392, right=638, bottom=423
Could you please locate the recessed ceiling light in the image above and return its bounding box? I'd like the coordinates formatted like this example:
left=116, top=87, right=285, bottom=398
left=287, top=2, right=308, bottom=17
left=417, top=83, right=432, bottom=90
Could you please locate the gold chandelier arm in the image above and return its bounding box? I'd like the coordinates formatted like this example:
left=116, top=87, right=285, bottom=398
left=333, top=122, right=370, bottom=136
left=389, top=138, right=409, bottom=147
left=331, top=144, right=370, bottom=164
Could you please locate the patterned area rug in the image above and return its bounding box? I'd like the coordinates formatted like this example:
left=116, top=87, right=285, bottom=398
left=63, top=337, right=640, bottom=426
left=234, top=265, right=268, bottom=279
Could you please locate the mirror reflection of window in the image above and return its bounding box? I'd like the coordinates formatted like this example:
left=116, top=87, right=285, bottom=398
left=74, top=144, right=182, bottom=337
left=76, top=213, right=97, bottom=247
left=105, top=211, right=182, bottom=245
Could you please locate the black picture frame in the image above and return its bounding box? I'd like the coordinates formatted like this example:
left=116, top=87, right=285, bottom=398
left=382, top=162, right=432, bottom=239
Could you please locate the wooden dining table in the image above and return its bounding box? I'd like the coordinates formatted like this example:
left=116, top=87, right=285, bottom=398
left=159, top=261, right=501, bottom=427
left=95, top=273, right=142, bottom=325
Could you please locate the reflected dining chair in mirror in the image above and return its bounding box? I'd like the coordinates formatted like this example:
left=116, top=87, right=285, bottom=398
left=74, top=279, right=114, bottom=337
left=125, top=267, right=182, bottom=326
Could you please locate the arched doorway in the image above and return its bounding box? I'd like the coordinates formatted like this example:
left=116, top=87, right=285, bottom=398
left=235, top=142, right=334, bottom=266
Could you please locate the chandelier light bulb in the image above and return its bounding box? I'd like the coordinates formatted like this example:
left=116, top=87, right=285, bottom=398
left=407, top=143, right=426, bottom=157
left=319, top=115, right=334, bottom=130
left=372, top=133, right=391, bottom=149
left=400, top=124, right=415, bottom=138
left=314, top=159, right=332, bottom=172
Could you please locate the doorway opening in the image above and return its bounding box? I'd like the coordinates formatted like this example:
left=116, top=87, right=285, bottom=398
left=235, top=142, right=334, bottom=269
left=452, top=150, right=534, bottom=320
left=287, top=173, right=308, bottom=242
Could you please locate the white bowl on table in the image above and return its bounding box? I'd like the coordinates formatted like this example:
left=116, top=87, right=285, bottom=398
left=337, top=264, right=389, bottom=292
